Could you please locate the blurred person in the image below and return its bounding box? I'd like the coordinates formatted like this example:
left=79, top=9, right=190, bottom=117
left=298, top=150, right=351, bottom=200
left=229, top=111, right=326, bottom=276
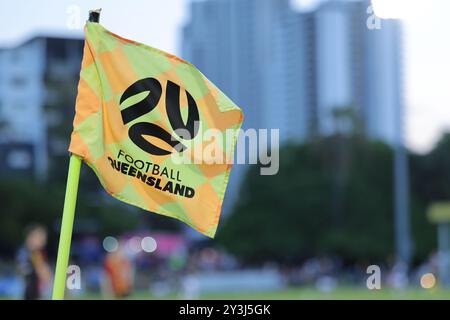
left=167, top=248, right=188, bottom=293
left=101, top=244, right=134, bottom=299
left=387, top=259, right=409, bottom=289
left=180, top=274, right=200, bottom=299
left=16, top=224, right=52, bottom=300
left=198, top=248, right=220, bottom=271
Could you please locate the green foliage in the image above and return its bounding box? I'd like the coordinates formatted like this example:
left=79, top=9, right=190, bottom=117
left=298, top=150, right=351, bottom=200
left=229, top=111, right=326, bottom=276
left=3, top=133, right=449, bottom=263
left=0, top=173, right=141, bottom=257
left=409, top=133, right=450, bottom=257
left=0, top=179, right=62, bottom=254
left=218, top=135, right=437, bottom=263
left=410, top=133, right=450, bottom=202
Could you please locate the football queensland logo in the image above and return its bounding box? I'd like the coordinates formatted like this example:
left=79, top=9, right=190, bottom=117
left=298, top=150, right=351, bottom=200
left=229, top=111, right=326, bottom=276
left=119, top=78, right=200, bottom=155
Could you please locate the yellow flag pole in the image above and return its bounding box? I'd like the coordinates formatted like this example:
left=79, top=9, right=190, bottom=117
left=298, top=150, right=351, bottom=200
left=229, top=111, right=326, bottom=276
left=52, top=9, right=100, bottom=300
left=52, top=154, right=82, bottom=300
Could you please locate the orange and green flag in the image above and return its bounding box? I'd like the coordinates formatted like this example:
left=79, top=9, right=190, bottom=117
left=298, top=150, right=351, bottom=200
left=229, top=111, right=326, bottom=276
left=69, top=21, right=243, bottom=238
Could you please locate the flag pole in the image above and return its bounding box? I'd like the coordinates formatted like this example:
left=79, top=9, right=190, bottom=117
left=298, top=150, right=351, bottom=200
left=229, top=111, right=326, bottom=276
left=52, top=9, right=100, bottom=300
left=52, top=154, right=82, bottom=300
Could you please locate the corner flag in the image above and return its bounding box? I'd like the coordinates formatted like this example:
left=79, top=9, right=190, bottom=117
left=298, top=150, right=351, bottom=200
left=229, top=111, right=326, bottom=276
left=53, top=9, right=243, bottom=300
left=69, top=16, right=243, bottom=238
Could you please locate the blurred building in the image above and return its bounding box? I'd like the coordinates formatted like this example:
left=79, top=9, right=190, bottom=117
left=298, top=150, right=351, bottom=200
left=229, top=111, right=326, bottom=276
left=182, top=0, right=403, bottom=145
left=181, top=0, right=313, bottom=218
left=0, top=143, right=35, bottom=176
left=0, top=37, right=83, bottom=179
left=315, top=0, right=403, bottom=145
left=181, top=0, right=404, bottom=218
left=182, top=0, right=313, bottom=141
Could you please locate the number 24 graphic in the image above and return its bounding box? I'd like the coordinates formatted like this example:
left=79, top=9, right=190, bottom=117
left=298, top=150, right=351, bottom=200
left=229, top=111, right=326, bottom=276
left=119, top=78, right=200, bottom=156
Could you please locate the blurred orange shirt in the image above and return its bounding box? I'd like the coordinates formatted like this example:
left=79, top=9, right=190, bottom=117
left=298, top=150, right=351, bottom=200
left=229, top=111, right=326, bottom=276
left=104, top=253, right=132, bottom=297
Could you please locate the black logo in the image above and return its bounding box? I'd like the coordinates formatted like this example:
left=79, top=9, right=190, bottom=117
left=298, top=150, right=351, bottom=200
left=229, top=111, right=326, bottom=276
left=120, top=78, right=200, bottom=155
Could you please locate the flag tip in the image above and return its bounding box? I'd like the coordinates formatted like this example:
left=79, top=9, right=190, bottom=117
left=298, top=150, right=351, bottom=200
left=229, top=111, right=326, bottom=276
left=88, top=9, right=101, bottom=23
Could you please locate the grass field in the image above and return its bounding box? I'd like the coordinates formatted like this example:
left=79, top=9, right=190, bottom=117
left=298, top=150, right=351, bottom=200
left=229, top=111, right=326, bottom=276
left=78, top=286, right=450, bottom=300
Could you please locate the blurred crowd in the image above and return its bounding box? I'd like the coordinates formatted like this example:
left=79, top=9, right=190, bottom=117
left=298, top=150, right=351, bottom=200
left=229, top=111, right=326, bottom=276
left=0, top=224, right=442, bottom=299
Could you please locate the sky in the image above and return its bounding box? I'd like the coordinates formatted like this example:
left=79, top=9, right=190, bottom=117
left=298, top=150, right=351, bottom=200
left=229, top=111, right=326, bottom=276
left=0, top=0, right=449, bottom=153
left=0, top=0, right=189, bottom=54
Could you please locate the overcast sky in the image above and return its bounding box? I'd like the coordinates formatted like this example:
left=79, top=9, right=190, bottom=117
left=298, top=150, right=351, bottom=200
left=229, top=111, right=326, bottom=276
left=0, top=0, right=449, bottom=153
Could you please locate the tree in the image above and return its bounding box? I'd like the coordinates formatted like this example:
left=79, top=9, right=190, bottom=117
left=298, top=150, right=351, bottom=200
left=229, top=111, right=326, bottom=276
left=217, top=135, right=434, bottom=263
left=0, top=176, right=142, bottom=258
